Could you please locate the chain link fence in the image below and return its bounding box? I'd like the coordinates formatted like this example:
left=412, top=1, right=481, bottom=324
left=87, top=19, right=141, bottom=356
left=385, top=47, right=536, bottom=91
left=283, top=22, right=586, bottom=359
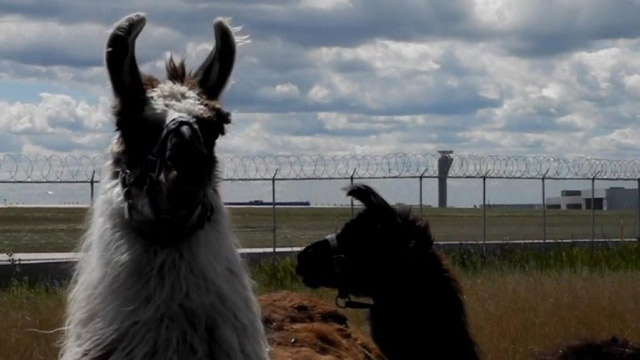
left=1, top=153, right=640, bottom=251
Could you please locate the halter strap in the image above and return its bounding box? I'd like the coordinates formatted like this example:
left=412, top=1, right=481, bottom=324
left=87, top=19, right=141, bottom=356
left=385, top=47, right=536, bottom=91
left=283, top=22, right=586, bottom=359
left=324, top=233, right=373, bottom=310
left=118, top=114, right=214, bottom=244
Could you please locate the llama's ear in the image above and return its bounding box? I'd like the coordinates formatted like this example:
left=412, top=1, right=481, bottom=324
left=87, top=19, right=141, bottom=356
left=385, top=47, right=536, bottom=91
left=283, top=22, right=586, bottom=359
left=194, top=19, right=236, bottom=100
left=346, top=184, right=395, bottom=214
left=106, top=13, right=147, bottom=112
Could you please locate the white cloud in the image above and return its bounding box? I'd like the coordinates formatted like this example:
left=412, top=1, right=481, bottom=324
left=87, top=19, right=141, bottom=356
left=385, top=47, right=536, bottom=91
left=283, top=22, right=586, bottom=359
left=299, top=0, right=352, bottom=10
left=0, top=1, right=639, bottom=163
left=275, top=82, right=300, bottom=97
left=2, top=1, right=640, bottom=208
left=258, top=82, right=301, bottom=100
left=307, top=85, right=331, bottom=103
left=0, top=93, right=112, bottom=153
left=624, top=74, right=640, bottom=97
left=0, top=15, right=104, bottom=67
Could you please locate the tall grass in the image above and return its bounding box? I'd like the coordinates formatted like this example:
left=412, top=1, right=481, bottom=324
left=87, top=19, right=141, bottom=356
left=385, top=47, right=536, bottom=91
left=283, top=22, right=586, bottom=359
left=448, top=243, right=640, bottom=274
left=250, top=244, right=640, bottom=283
left=251, top=256, right=304, bottom=294
left=248, top=248, right=640, bottom=359
left=463, top=271, right=640, bottom=359
left=0, top=282, right=65, bottom=360
left=1, top=246, right=639, bottom=359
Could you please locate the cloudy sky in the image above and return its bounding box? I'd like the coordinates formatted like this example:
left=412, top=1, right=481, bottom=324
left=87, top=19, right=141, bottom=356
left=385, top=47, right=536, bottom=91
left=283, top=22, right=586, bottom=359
left=1, top=0, right=640, bottom=160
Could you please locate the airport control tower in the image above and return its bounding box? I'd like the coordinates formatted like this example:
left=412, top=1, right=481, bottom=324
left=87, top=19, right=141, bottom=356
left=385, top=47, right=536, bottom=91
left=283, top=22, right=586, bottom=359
left=437, top=150, right=453, bottom=208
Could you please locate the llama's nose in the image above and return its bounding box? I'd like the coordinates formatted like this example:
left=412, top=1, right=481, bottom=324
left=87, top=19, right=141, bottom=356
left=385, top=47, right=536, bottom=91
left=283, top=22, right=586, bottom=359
left=167, top=124, right=206, bottom=174
left=177, top=123, right=193, bottom=140
left=296, top=246, right=315, bottom=276
left=170, top=124, right=197, bottom=152
left=296, top=239, right=331, bottom=275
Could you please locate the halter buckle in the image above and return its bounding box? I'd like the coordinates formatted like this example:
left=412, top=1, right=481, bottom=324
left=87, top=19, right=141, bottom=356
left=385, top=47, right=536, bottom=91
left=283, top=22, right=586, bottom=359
left=335, top=295, right=348, bottom=309
left=124, top=200, right=132, bottom=220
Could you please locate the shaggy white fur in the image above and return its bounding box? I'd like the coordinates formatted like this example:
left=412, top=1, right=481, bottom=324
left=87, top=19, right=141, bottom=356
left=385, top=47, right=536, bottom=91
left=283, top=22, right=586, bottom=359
left=60, top=168, right=269, bottom=360
left=149, top=82, right=210, bottom=119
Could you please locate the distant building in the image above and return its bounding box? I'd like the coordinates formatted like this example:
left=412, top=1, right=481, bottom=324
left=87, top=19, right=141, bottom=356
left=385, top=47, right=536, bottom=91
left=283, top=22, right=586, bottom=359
left=225, top=200, right=311, bottom=207
left=479, top=203, right=541, bottom=210
left=546, top=187, right=638, bottom=210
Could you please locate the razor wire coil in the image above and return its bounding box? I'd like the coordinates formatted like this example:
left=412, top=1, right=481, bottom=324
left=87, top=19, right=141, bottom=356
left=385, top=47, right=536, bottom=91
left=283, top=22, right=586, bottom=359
left=2, top=153, right=640, bottom=181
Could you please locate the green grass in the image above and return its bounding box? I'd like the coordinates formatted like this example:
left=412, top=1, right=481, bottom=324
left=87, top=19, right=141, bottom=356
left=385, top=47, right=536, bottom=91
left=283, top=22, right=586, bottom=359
left=251, top=256, right=305, bottom=294
left=247, top=251, right=640, bottom=359
left=2, top=206, right=639, bottom=358
left=0, top=207, right=87, bottom=253
left=448, top=243, right=640, bottom=274
left=1, top=206, right=639, bottom=253
left=464, top=271, right=640, bottom=359
left=251, top=244, right=640, bottom=282
left=0, top=282, right=66, bottom=359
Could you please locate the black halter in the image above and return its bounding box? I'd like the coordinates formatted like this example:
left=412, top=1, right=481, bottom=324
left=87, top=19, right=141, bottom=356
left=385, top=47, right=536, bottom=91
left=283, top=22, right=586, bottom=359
left=119, top=114, right=214, bottom=244
left=325, top=233, right=373, bottom=309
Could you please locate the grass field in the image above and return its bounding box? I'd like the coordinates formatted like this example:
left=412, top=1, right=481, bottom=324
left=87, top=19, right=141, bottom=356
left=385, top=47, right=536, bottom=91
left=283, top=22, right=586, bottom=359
left=1, top=206, right=639, bottom=253
left=1, top=207, right=639, bottom=358
left=1, top=253, right=639, bottom=360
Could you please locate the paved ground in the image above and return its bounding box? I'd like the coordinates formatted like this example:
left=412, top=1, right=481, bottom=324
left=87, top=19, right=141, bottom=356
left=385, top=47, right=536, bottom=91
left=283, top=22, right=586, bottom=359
left=0, top=247, right=305, bottom=265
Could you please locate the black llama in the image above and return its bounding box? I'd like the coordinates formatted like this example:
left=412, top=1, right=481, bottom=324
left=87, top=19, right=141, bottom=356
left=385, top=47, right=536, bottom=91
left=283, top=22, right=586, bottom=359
left=296, top=184, right=480, bottom=360
left=61, top=13, right=267, bottom=359
left=297, top=185, right=640, bottom=360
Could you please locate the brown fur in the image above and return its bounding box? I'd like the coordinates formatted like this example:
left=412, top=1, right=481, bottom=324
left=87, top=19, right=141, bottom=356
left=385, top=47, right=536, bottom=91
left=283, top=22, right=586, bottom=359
left=166, top=57, right=188, bottom=85
left=540, top=337, right=640, bottom=360
left=142, top=57, right=199, bottom=90
left=260, top=291, right=385, bottom=360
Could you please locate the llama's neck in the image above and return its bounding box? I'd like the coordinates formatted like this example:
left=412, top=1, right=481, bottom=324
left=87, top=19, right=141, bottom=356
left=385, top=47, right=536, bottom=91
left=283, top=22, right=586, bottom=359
left=368, top=248, right=479, bottom=360
left=61, top=178, right=268, bottom=360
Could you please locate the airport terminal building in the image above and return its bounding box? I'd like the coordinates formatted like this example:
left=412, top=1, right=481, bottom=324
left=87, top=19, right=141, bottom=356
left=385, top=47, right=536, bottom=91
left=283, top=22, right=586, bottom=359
left=546, top=187, right=639, bottom=210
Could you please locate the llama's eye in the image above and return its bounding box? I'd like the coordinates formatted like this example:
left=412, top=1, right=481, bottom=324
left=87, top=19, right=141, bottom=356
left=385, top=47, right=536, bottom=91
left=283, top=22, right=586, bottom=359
left=196, top=119, right=219, bottom=144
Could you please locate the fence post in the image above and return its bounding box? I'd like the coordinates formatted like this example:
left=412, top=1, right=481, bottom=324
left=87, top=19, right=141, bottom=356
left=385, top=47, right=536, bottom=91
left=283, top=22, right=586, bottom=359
left=272, top=169, right=279, bottom=255
left=542, top=170, right=549, bottom=243
left=90, top=170, right=95, bottom=206
left=591, top=173, right=598, bottom=242
left=637, top=178, right=640, bottom=240
left=350, top=168, right=357, bottom=218
left=419, top=168, right=428, bottom=218
left=482, top=172, right=489, bottom=246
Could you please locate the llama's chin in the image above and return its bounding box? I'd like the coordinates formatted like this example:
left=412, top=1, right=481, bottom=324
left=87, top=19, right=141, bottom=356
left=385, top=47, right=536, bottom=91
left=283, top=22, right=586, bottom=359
left=164, top=183, right=207, bottom=213
left=127, top=183, right=213, bottom=245
left=299, top=276, right=322, bottom=289
left=296, top=267, right=339, bottom=290
left=295, top=266, right=320, bottom=288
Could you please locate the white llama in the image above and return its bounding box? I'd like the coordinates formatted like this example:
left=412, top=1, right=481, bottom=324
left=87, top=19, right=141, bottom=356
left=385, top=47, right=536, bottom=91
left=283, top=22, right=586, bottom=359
left=61, top=13, right=268, bottom=360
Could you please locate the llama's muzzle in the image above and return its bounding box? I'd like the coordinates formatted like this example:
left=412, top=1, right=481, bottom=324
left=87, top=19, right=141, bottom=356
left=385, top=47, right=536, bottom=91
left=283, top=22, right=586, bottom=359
left=120, top=114, right=214, bottom=244
left=165, top=121, right=208, bottom=181
left=296, top=238, right=338, bottom=288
